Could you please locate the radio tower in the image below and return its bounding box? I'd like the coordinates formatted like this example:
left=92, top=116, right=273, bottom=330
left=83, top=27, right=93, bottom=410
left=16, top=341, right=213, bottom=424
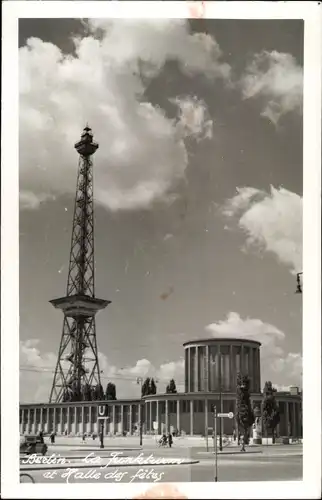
left=49, top=126, right=110, bottom=403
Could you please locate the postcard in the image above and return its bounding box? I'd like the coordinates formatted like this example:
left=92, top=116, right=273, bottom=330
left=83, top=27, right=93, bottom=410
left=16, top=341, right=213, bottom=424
left=1, top=1, right=321, bottom=499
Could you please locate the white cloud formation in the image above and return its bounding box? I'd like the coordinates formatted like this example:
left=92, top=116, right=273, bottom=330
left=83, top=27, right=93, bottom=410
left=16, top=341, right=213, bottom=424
left=20, top=339, right=184, bottom=403
left=206, top=311, right=285, bottom=358
left=171, top=96, right=213, bottom=141
left=240, top=50, right=303, bottom=124
left=20, top=19, right=228, bottom=211
left=222, top=186, right=302, bottom=273
left=205, top=312, right=302, bottom=389
left=19, top=190, right=56, bottom=210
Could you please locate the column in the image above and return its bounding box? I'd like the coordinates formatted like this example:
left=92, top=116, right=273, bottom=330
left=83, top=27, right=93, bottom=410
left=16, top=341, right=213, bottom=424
left=144, top=403, right=148, bottom=434
left=32, top=408, right=37, bottom=434
left=190, top=400, right=193, bottom=436
left=257, top=350, right=261, bottom=391
left=27, top=409, right=31, bottom=433
left=285, top=402, right=290, bottom=437
left=89, top=406, right=92, bottom=434
left=293, top=402, right=296, bottom=438
left=40, top=407, right=43, bottom=432
left=112, top=405, right=116, bottom=434
left=59, top=407, right=63, bottom=434
left=188, top=348, right=191, bottom=392
left=156, top=401, right=159, bottom=434
left=20, top=409, right=24, bottom=434
left=120, top=405, right=124, bottom=434
left=240, top=345, right=244, bottom=374
left=129, top=404, right=133, bottom=435
left=206, top=345, right=209, bottom=392
left=149, top=401, right=152, bottom=433
left=196, top=346, right=199, bottom=391
left=53, top=407, right=57, bottom=433
left=165, top=400, right=169, bottom=433
left=176, top=400, right=180, bottom=433
left=138, top=404, right=141, bottom=434
left=217, top=345, right=222, bottom=392
left=67, top=406, right=70, bottom=434
left=73, top=406, right=77, bottom=434
left=81, top=406, right=84, bottom=435
left=230, top=344, right=234, bottom=391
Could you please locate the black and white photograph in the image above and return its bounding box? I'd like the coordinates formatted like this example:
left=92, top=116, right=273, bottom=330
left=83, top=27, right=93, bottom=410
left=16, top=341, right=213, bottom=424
left=1, top=1, right=321, bottom=499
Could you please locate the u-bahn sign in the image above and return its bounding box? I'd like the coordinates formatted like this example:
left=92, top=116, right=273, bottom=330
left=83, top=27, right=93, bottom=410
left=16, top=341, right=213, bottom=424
left=98, top=405, right=108, bottom=417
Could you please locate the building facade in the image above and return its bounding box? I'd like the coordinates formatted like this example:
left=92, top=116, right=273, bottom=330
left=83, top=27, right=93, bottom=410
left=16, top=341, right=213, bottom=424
left=20, top=338, right=302, bottom=439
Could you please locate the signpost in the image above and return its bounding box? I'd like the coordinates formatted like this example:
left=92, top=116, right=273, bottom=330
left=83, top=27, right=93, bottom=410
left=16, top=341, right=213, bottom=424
left=213, top=408, right=234, bottom=482
left=98, top=405, right=109, bottom=449
left=217, top=412, right=234, bottom=419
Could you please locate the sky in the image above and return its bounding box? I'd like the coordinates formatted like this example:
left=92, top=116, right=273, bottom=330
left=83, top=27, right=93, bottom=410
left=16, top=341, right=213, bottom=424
left=18, top=18, right=303, bottom=403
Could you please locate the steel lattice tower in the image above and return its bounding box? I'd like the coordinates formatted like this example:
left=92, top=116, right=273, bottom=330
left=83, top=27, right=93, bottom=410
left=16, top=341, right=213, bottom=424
left=49, top=126, right=110, bottom=403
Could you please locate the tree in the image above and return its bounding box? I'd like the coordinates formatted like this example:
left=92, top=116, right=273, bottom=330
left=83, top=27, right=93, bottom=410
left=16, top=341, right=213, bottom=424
left=235, top=373, right=254, bottom=445
left=95, top=383, right=104, bottom=401
left=141, top=377, right=150, bottom=397
left=166, top=379, right=177, bottom=394
left=105, top=382, right=117, bottom=400
left=141, top=377, right=157, bottom=396
left=82, top=383, right=92, bottom=401
left=150, top=378, right=157, bottom=395
left=262, top=381, right=280, bottom=444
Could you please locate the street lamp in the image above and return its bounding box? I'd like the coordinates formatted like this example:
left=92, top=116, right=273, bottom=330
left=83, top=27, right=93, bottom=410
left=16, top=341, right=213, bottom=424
left=208, top=355, right=223, bottom=451
left=218, top=353, right=223, bottom=452
left=296, top=272, right=303, bottom=294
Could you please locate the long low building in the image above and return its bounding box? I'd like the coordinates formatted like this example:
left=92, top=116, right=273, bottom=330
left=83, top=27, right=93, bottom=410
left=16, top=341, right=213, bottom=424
left=20, top=338, right=302, bottom=439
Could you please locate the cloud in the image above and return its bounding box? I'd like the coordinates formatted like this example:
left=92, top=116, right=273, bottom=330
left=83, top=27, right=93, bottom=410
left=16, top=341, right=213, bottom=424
left=170, top=96, right=213, bottom=141
left=20, top=19, right=229, bottom=212
left=206, top=312, right=285, bottom=358
left=205, top=312, right=302, bottom=389
left=20, top=339, right=184, bottom=403
left=19, top=190, right=56, bottom=210
left=240, top=50, right=303, bottom=124
left=222, top=186, right=302, bottom=273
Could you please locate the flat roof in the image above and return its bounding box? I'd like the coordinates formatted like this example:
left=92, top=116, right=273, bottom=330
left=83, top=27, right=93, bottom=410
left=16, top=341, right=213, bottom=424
left=183, top=338, right=261, bottom=347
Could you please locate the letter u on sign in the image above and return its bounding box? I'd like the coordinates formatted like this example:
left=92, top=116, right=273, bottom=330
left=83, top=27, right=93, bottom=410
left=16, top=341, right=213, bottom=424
left=98, top=405, right=108, bottom=417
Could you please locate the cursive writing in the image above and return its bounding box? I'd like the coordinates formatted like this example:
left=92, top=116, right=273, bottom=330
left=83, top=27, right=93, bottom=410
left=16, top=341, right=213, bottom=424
left=21, top=453, right=67, bottom=465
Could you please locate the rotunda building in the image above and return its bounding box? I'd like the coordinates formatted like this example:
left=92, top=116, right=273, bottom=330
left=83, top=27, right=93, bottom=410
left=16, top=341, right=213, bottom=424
left=184, top=338, right=261, bottom=393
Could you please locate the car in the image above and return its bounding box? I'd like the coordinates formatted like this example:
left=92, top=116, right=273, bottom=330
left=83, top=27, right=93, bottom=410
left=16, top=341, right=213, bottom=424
left=20, top=435, right=48, bottom=456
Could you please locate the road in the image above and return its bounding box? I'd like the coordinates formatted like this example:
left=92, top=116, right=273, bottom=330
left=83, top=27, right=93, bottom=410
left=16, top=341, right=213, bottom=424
left=21, top=453, right=302, bottom=483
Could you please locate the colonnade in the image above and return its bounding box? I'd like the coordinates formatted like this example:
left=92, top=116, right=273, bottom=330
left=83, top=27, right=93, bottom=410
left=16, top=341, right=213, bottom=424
left=20, top=402, right=141, bottom=436
left=20, top=398, right=302, bottom=438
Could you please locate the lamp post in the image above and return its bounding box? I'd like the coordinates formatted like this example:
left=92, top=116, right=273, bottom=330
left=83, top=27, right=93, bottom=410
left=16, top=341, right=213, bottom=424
left=218, top=353, right=223, bottom=452
left=207, top=355, right=223, bottom=451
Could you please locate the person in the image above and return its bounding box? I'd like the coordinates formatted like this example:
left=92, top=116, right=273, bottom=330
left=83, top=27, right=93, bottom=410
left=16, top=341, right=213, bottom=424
left=159, top=433, right=167, bottom=446
left=168, top=432, right=173, bottom=448
left=38, top=430, right=44, bottom=444
left=240, top=434, right=246, bottom=452
left=233, top=429, right=236, bottom=442
left=82, top=432, right=86, bottom=443
left=50, top=431, right=55, bottom=444
left=65, top=429, right=68, bottom=436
